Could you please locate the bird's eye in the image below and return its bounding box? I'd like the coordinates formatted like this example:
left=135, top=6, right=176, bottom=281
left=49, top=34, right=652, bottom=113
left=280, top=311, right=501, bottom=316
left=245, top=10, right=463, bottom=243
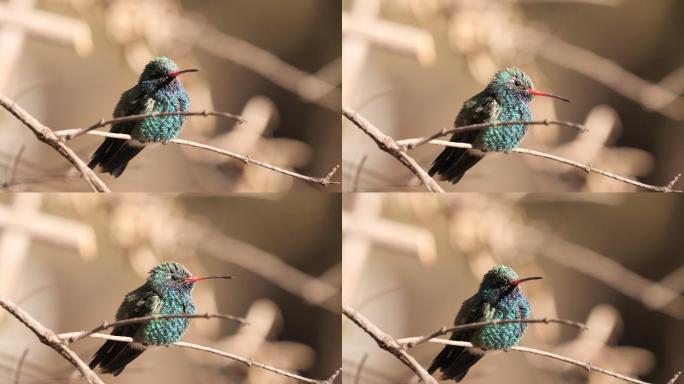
left=513, top=79, right=523, bottom=87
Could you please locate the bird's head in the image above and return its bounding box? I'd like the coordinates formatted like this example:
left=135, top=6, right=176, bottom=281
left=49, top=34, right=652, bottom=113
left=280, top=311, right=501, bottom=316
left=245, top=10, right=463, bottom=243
left=148, top=261, right=231, bottom=294
left=489, top=67, right=570, bottom=104
left=138, top=57, right=198, bottom=92
left=478, top=265, right=541, bottom=304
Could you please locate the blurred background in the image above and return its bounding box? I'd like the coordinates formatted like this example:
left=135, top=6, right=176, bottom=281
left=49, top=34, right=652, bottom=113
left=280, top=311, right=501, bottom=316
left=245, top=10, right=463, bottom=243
left=0, top=193, right=341, bottom=383
left=342, top=193, right=684, bottom=383
left=0, top=0, right=341, bottom=192
left=342, top=0, right=684, bottom=192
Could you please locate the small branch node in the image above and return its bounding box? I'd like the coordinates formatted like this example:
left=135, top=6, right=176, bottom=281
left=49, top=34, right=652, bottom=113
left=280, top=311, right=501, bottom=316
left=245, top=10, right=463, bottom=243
left=665, top=173, right=682, bottom=192
left=666, top=371, right=682, bottom=384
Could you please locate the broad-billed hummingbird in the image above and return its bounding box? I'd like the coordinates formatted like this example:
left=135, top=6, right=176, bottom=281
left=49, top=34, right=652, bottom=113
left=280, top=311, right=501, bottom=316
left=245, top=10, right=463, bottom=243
left=88, top=262, right=231, bottom=376
left=428, top=265, right=541, bottom=382
left=88, top=57, right=196, bottom=177
left=428, top=67, right=570, bottom=184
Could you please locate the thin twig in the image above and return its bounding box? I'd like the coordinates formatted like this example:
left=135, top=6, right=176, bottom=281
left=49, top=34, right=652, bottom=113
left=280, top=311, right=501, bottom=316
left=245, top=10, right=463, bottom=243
left=3, top=145, right=24, bottom=189
left=342, top=106, right=444, bottom=193
left=60, top=312, right=249, bottom=344
left=402, top=139, right=682, bottom=192
left=400, top=119, right=587, bottom=150
left=12, top=348, right=28, bottom=384
left=352, top=155, right=367, bottom=192
left=0, top=294, right=104, bottom=384
left=512, top=146, right=681, bottom=192
left=54, top=110, right=246, bottom=140
left=54, top=130, right=340, bottom=187
left=342, top=303, right=438, bottom=384
left=397, top=317, right=587, bottom=348
left=0, top=93, right=109, bottom=192
left=354, top=353, right=368, bottom=384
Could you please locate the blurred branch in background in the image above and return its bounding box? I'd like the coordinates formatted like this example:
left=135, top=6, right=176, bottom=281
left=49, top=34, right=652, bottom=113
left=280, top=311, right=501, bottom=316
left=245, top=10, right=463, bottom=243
left=170, top=217, right=341, bottom=313
left=0, top=0, right=92, bottom=91
left=342, top=0, right=435, bottom=103
left=523, top=226, right=684, bottom=319
left=169, top=15, right=340, bottom=111
left=0, top=194, right=95, bottom=322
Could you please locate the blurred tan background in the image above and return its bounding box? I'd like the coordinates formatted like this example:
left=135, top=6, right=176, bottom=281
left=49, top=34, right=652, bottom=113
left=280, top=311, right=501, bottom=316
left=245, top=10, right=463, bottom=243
left=0, top=193, right=341, bottom=383
left=342, top=0, right=684, bottom=192
left=0, top=0, right=341, bottom=192
left=342, top=193, right=684, bottom=383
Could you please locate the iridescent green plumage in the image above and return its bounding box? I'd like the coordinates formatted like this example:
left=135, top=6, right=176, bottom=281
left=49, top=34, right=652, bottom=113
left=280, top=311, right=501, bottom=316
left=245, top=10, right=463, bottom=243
left=429, top=68, right=569, bottom=184
left=428, top=265, right=541, bottom=382
left=89, top=262, right=230, bottom=376
left=87, top=57, right=195, bottom=177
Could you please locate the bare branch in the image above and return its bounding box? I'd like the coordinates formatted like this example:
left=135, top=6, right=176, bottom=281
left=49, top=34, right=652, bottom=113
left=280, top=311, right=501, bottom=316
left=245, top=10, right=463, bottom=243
left=342, top=303, right=438, bottom=384
left=0, top=93, right=110, bottom=192
left=54, top=110, right=247, bottom=140
left=426, top=338, right=673, bottom=384
left=2, top=293, right=338, bottom=384
left=343, top=301, right=680, bottom=384
left=396, top=139, right=682, bottom=192
left=58, top=332, right=340, bottom=384
left=0, top=294, right=104, bottom=384
left=397, top=317, right=587, bottom=348
left=342, top=106, right=444, bottom=193
left=60, top=312, right=249, bottom=344
left=53, top=130, right=340, bottom=187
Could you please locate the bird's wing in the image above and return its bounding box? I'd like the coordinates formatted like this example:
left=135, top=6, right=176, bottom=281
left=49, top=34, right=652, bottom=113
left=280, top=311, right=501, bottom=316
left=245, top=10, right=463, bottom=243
left=87, top=86, right=150, bottom=176
left=428, top=295, right=488, bottom=381
left=428, top=92, right=500, bottom=183
left=89, top=287, right=161, bottom=376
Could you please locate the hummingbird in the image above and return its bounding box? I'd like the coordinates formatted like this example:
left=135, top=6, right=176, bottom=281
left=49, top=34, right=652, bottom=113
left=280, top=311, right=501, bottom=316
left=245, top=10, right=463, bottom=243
left=428, top=67, right=570, bottom=184
left=428, top=265, right=541, bottom=382
left=87, top=57, right=196, bottom=177
left=88, top=261, right=231, bottom=376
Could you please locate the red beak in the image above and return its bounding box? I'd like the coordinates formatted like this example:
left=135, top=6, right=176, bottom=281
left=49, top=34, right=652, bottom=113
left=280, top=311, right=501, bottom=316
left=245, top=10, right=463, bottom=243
left=185, top=275, right=232, bottom=284
left=510, top=276, right=542, bottom=286
left=167, top=68, right=199, bottom=78
left=527, top=88, right=571, bottom=103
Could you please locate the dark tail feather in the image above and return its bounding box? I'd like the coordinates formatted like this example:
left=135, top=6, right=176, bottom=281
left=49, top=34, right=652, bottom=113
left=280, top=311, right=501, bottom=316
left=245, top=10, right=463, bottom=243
left=89, top=339, right=145, bottom=376
left=428, top=147, right=483, bottom=184
left=429, top=344, right=483, bottom=382
left=88, top=138, right=145, bottom=178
